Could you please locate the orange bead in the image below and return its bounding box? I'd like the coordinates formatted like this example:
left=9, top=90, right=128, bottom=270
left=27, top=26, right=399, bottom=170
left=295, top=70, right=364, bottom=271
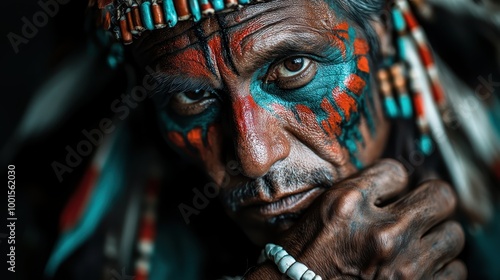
left=152, top=2, right=166, bottom=28
left=126, top=9, right=136, bottom=34
left=119, top=17, right=133, bottom=45
left=174, top=0, right=190, bottom=21
left=200, top=2, right=214, bottom=16
left=132, top=5, right=143, bottom=30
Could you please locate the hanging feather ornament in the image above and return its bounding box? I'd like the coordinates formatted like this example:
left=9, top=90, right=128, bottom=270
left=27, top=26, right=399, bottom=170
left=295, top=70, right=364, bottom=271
left=393, top=0, right=494, bottom=224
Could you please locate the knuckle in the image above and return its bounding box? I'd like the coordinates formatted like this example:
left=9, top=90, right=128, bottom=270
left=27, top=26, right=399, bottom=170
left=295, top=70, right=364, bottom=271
left=379, top=268, right=412, bottom=280
left=425, top=180, right=457, bottom=211
left=433, top=260, right=467, bottom=280
left=391, top=263, right=418, bottom=280
left=374, top=225, right=401, bottom=257
left=377, top=159, right=409, bottom=184
left=334, top=188, right=364, bottom=217
left=446, top=221, right=465, bottom=251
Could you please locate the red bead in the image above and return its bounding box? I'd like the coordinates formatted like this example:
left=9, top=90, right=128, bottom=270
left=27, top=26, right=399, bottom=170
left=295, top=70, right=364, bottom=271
left=152, top=2, right=166, bottom=28
left=200, top=3, right=214, bottom=16
left=126, top=9, right=136, bottom=34
left=119, top=17, right=133, bottom=45
left=132, top=5, right=143, bottom=30
left=174, top=0, right=191, bottom=20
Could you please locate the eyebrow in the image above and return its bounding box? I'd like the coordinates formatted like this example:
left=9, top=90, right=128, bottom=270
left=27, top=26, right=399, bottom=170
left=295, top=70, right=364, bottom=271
left=232, top=22, right=341, bottom=72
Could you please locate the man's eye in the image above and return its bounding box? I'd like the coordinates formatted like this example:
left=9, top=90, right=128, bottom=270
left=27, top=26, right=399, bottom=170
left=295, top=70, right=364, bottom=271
left=169, top=89, right=217, bottom=116
left=265, top=57, right=318, bottom=90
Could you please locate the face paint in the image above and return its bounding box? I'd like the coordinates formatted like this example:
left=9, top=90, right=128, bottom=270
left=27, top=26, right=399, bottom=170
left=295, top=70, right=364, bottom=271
left=140, top=0, right=390, bottom=244
left=249, top=22, right=375, bottom=167
left=152, top=26, right=225, bottom=162
left=160, top=101, right=220, bottom=160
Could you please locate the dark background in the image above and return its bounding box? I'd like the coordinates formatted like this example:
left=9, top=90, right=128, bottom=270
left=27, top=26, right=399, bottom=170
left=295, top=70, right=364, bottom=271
left=1, top=1, right=499, bottom=280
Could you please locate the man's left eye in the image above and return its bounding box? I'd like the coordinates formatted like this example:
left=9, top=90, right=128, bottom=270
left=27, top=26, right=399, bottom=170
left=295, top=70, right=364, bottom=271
left=264, top=56, right=318, bottom=90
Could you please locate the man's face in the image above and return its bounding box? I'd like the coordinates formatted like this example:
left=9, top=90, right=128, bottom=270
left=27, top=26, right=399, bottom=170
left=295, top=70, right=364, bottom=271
left=134, top=0, right=389, bottom=245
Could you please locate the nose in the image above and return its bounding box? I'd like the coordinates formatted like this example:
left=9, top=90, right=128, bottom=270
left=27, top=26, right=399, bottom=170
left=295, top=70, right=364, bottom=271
left=231, top=94, right=290, bottom=179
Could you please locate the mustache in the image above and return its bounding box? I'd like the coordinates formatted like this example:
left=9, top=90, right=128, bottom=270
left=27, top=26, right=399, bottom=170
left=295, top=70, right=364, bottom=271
left=222, top=167, right=334, bottom=212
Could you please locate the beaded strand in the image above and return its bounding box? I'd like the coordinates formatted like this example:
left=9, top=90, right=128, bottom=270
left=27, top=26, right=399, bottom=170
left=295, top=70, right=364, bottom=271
left=95, top=0, right=269, bottom=45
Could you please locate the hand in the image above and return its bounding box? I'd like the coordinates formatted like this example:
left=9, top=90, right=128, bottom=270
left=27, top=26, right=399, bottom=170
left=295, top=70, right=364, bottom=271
left=244, top=159, right=466, bottom=279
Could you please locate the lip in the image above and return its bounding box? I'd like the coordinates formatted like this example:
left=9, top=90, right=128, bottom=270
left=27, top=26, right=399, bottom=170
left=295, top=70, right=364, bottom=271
left=240, top=187, right=325, bottom=221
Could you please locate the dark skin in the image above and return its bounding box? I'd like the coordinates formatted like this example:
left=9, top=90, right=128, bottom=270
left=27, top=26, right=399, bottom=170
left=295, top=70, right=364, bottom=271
left=245, top=160, right=466, bottom=279
left=132, top=0, right=466, bottom=278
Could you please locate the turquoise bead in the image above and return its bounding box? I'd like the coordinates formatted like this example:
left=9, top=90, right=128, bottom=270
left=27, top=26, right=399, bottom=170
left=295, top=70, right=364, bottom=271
left=163, top=0, right=178, bottom=27
left=210, top=0, right=224, bottom=11
left=189, top=0, right=201, bottom=22
left=239, top=0, right=250, bottom=4
left=419, top=134, right=434, bottom=156
left=384, top=96, right=400, bottom=118
left=399, top=94, right=413, bottom=118
left=141, top=2, right=155, bottom=30
left=392, top=8, right=406, bottom=32
left=397, top=37, right=406, bottom=58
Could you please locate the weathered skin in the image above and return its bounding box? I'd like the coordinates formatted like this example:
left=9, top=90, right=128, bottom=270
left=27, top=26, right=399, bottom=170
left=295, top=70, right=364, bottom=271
left=244, top=160, right=466, bottom=279
left=132, top=0, right=466, bottom=278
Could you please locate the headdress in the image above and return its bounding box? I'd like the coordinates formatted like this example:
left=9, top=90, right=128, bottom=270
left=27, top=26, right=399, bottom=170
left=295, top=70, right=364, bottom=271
left=88, top=0, right=268, bottom=45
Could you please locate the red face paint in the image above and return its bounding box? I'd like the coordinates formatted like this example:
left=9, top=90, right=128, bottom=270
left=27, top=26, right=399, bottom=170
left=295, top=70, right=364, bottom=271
left=333, top=87, right=358, bottom=121
left=344, top=74, right=367, bottom=96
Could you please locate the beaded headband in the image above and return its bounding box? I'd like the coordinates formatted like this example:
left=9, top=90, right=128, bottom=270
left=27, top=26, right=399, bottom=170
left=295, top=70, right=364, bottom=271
left=90, top=0, right=268, bottom=45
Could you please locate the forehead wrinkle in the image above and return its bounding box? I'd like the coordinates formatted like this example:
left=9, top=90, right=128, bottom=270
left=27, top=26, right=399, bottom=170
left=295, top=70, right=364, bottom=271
left=148, top=41, right=199, bottom=67
left=140, top=19, right=228, bottom=72
left=135, top=15, right=224, bottom=62
left=138, top=33, right=200, bottom=64
left=238, top=19, right=328, bottom=53
left=228, top=23, right=335, bottom=75
left=220, top=0, right=324, bottom=25
left=233, top=2, right=345, bottom=53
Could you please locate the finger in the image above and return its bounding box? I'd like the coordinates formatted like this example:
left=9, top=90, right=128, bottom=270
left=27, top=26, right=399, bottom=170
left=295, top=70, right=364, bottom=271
left=421, top=221, right=465, bottom=270
left=434, top=260, right=467, bottom=280
left=347, top=159, right=409, bottom=205
left=392, top=180, right=457, bottom=235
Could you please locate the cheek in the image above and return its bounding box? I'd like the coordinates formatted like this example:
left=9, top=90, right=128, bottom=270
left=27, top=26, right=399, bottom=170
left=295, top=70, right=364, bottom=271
left=165, top=123, right=226, bottom=180
left=251, top=30, right=375, bottom=167
left=159, top=102, right=226, bottom=173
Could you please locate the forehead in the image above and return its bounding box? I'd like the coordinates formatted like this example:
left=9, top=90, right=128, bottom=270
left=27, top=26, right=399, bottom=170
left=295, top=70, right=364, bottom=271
left=132, top=0, right=350, bottom=80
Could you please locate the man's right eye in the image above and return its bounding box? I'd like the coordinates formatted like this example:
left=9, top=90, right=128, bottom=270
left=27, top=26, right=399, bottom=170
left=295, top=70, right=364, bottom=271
left=169, top=89, right=217, bottom=116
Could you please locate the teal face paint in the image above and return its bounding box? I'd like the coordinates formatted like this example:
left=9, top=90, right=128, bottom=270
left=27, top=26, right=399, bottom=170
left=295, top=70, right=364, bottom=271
left=157, top=97, right=221, bottom=158
left=248, top=22, right=376, bottom=167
